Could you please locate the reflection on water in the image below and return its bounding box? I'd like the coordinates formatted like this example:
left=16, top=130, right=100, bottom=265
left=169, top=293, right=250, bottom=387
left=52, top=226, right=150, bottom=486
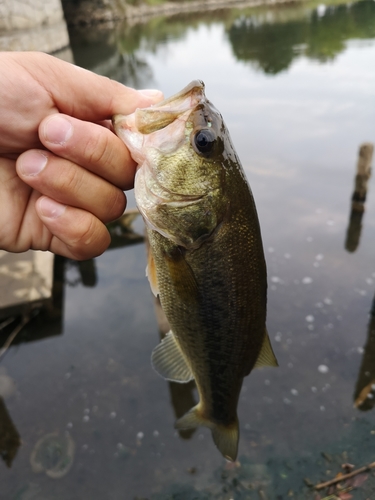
left=228, top=0, right=375, bottom=73
left=2, top=0, right=375, bottom=498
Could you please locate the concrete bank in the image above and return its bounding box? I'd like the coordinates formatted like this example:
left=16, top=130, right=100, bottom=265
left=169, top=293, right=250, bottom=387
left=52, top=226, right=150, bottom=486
left=62, top=0, right=302, bottom=27
left=0, top=0, right=70, bottom=53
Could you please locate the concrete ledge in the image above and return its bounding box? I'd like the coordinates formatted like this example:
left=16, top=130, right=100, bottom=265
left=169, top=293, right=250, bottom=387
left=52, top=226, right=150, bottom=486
left=0, top=250, right=54, bottom=320
left=0, top=20, right=70, bottom=52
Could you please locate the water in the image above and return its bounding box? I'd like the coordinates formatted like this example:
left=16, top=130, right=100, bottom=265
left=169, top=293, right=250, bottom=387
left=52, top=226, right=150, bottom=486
left=2, top=1, right=375, bottom=498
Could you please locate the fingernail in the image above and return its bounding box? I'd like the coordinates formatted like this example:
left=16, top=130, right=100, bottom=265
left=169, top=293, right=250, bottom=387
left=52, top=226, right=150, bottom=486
left=137, top=89, right=163, bottom=98
left=38, top=197, right=66, bottom=219
left=43, top=115, right=73, bottom=145
left=19, top=151, right=47, bottom=176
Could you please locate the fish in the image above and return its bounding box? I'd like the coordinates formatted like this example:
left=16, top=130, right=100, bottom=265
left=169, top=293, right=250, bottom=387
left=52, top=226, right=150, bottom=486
left=113, top=80, right=277, bottom=461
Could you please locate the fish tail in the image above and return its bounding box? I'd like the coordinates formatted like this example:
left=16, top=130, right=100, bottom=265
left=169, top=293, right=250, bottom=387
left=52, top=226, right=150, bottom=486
left=175, top=405, right=239, bottom=461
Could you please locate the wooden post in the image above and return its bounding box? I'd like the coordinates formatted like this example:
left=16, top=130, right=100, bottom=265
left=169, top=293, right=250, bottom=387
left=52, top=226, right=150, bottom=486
left=345, top=143, right=374, bottom=252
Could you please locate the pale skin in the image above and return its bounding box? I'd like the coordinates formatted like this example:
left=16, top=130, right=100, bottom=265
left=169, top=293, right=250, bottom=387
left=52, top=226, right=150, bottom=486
left=0, top=51, right=163, bottom=260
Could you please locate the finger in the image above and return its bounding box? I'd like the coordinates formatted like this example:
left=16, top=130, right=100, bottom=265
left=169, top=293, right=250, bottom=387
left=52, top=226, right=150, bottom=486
left=16, top=149, right=126, bottom=223
left=36, top=196, right=111, bottom=260
left=15, top=52, right=164, bottom=121
left=39, top=114, right=136, bottom=190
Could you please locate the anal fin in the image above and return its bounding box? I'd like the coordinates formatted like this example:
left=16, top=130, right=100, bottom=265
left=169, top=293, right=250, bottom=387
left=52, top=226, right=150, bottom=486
left=151, top=331, right=194, bottom=383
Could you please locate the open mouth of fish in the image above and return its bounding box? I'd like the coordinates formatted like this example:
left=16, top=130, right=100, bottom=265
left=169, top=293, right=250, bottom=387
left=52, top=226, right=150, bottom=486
left=112, top=80, right=210, bottom=204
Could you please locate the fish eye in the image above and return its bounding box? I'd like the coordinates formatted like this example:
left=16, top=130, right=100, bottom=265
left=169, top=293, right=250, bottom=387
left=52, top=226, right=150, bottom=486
left=193, top=129, right=215, bottom=155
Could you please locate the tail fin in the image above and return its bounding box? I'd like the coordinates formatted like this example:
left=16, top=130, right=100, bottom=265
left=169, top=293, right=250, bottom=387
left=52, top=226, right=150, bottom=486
left=175, top=405, right=239, bottom=461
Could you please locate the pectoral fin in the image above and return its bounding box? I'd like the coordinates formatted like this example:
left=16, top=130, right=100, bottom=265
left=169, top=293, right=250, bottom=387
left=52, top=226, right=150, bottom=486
left=151, top=331, right=194, bottom=383
left=146, top=248, right=159, bottom=297
left=253, top=329, right=279, bottom=370
left=164, top=248, right=199, bottom=303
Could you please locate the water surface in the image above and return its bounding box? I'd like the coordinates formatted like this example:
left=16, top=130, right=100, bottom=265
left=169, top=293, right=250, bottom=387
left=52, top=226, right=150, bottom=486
left=2, top=1, right=375, bottom=498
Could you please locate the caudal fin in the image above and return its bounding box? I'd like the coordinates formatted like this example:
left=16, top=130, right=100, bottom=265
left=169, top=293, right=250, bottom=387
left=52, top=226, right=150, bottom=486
left=175, top=405, right=239, bottom=461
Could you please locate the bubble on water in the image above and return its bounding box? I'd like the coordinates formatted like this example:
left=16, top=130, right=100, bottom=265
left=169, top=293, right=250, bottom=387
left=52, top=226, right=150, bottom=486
left=311, top=387, right=317, bottom=393
left=270, top=285, right=277, bottom=291
left=302, top=277, right=313, bottom=284
left=291, top=389, right=298, bottom=396
left=66, top=422, right=73, bottom=429
left=306, top=237, right=313, bottom=242
left=320, top=406, right=326, bottom=411
left=315, top=254, right=324, bottom=261
left=264, top=379, right=270, bottom=386
left=65, top=372, right=71, bottom=379
left=324, top=298, right=332, bottom=305
left=306, top=315, right=314, bottom=323
left=316, top=302, right=323, bottom=308
left=110, top=412, right=117, bottom=419
left=82, top=444, right=89, bottom=451
left=284, top=253, right=291, bottom=259
left=137, top=432, right=144, bottom=440
left=84, top=408, right=90, bottom=415
left=366, top=278, right=373, bottom=285
left=244, top=423, right=251, bottom=430
left=283, top=398, right=291, bottom=405
left=357, top=347, right=364, bottom=354
left=326, top=220, right=335, bottom=226
left=117, top=443, right=125, bottom=450
left=318, top=365, right=329, bottom=374
left=83, top=415, right=90, bottom=423
left=198, top=434, right=205, bottom=440
left=275, top=332, right=282, bottom=342
left=271, top=276, right=281, bottom=283
left=268, top=247, right=275, bottom=253
left=313, top=262, right=320, bottom=268
left=367, top=393, right=374, bottom=399
left=153, top=430, right=159, bottom=438
left=307, top=325, right=314, bottom=331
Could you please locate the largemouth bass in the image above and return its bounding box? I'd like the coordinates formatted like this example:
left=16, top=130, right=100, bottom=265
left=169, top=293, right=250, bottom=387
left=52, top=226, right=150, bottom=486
left=113, top=81, right=277, bottom=461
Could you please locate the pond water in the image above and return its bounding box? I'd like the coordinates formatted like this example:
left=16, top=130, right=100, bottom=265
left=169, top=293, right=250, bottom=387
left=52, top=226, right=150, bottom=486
left=2, top=1, right=375, bottom=498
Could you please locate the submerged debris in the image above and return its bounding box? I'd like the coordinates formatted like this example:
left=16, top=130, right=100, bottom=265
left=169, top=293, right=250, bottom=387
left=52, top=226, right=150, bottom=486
left=30, top=432, right=75, bottom=479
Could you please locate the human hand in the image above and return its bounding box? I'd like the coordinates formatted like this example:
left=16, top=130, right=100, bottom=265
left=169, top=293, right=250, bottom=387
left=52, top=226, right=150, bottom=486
left=0, top=51, right=163, bottom=259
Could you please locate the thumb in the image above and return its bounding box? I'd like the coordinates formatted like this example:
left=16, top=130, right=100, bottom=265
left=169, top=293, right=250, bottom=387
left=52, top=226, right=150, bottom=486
left=20, top=52, right=164, bottom=121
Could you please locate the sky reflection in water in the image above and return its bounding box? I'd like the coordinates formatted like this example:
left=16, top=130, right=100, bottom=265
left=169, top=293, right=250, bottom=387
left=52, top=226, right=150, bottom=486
left=2, top=1, right=375, bottom=498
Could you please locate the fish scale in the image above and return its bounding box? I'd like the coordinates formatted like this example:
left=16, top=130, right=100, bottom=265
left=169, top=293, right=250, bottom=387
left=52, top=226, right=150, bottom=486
left=113, top=80, right=278, bottom=461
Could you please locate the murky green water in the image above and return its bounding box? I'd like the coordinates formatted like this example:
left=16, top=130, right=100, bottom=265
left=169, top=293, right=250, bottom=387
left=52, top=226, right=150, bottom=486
left=2, top=1, right=375, bottom=498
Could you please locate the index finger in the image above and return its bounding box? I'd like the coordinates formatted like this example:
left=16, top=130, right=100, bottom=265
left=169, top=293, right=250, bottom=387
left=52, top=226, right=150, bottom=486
left=39, top=114, right=136, bottom=189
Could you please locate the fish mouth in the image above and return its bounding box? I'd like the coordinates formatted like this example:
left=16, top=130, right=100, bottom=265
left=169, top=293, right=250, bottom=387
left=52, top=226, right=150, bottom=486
left=113, top=80, right=208, bottom=136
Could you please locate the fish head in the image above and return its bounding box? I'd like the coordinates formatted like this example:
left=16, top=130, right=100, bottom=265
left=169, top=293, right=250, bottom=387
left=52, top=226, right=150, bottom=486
left=113, top=81, right=236, bottom=249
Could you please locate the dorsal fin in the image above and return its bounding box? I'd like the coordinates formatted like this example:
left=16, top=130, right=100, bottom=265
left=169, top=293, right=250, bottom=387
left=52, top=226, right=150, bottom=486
left=254, top=329, right=278, bottom=370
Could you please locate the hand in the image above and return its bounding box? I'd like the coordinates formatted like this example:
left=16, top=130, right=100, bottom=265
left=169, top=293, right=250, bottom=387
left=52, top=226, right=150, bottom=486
left=0, top=51, right=163, bottom=259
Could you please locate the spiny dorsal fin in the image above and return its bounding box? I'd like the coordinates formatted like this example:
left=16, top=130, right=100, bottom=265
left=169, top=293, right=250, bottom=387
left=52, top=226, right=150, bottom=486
left=151, top=331, right=194, bottom=383
left=254, top=329, right=278, bottom=369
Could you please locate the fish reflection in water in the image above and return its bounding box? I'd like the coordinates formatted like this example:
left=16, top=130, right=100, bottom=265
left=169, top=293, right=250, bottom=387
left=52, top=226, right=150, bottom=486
left=114, top=81, right=277, bottom=460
